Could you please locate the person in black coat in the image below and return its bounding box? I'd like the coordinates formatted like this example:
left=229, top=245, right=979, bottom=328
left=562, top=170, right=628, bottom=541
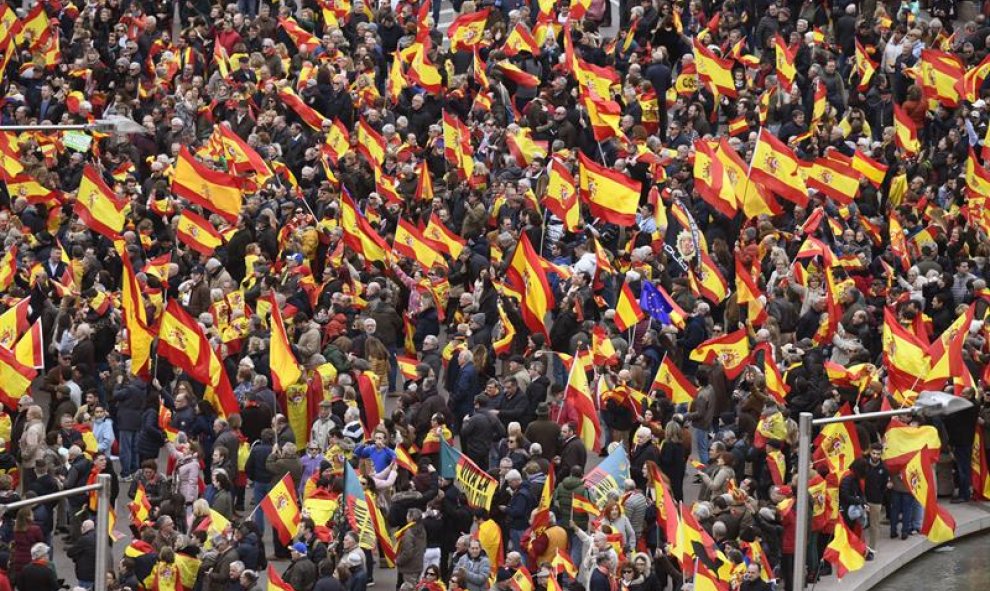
left=112, top=377, right=148, bottom=478
left=67, top=520, right=98, bottom=586
left=460, top=396, right=504, bottom=470
left=15, top=543, right=58, bottom=591
left=136, top=390, right=166, bottom=462
left=556, top=423, right=588, bottom=481
left=630, top=428, right=662, bottom=490
left=839, top=458, right=869, bottom=529
left=589, top=554, right=613, bottom=591
left=942, top=388, right=980, bottom=502
left=497, top=378, right=530, bottom=429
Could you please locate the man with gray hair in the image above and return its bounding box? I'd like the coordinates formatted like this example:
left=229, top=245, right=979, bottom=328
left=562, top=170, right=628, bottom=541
left=622, top=479, right=649, bottom=540
left=17, top=543, right=56, bottom=589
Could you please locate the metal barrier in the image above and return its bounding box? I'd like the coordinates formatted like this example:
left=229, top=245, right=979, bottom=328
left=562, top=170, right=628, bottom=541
left=0, top=474, right=111, bottom=591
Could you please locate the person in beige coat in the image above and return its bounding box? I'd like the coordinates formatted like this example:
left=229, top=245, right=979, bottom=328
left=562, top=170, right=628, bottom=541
left=18, top=406, right=46, bottom=492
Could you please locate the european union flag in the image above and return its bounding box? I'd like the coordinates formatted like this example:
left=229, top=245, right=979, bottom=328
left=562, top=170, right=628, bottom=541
left=640, top=281, right=673, bottom=325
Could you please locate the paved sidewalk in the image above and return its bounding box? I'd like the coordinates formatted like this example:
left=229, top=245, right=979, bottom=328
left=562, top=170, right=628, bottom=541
left=813, top=501, right=990, bottom=591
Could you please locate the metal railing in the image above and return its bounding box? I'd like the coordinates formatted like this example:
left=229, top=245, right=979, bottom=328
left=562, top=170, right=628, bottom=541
left=0, top=474, right=111, bottom=591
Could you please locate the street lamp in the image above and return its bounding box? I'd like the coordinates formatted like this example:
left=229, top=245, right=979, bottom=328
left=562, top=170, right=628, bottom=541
left=0, top=114, right=147, bottom=134
left=792, top=390, right=975, bottom=591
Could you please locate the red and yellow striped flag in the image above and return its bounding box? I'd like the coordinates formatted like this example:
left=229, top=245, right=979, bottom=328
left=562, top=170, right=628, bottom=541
left=823, top=518, right=867, bottom=579
left=176, top=210, right=223, bottom=256
left=172, top=146, right=246, bottom=222
left=268, top=293, right=302, bottom=392
left=259, top=473, right=301, bottom=545
left=74, top=166, right=126, bottom=239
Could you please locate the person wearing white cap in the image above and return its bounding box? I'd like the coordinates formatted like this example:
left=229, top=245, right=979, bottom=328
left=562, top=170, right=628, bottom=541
left=16, top=543, right=56, bottom=590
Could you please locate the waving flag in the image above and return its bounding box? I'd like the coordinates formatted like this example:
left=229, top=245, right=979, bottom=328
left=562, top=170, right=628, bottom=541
left=448, top=9, right=490, bottom=51
left=614, top=280, right=645, bottom=332
left=504, top=234, right=554, bottom=338
left=583, top=445, right=630, bottom=506
left=651, top=355, right=698, bottom=404
left=259, top=473, right=301, bottom=544
left=823, top=518, right=867, bottom=579
left=13, top=319, right=43, bottom=370
left=774, top=34, right=796, bottom=88
left=158, top=300, right=210, bottom=383
left=692, top=38, right=736, bottom=97
left=903, top=449, right=956, bottom=543
left=423, top=212, right=465, bottom=259
left=440, top=439, right=498, bottom=509
left=893, top=104, right=920, bottom=155
left=561, top=351, right=601, bottom=452
left=278, top=87, right=327, bottom=130
left=689, top=250, right=729, bottom=305
left=115, top=241, right=153, bottom=377
left=269, top=293, right=302, bottom=392
left=571, top=493, right=600, bottom=516
left=577, top=152, right=639, bottom=225
left=689, top=329, right=750, bottom=379
left=172, top=147, right=246, bottom=222
left=693, top=139, right=736, bottom=217
left=176, top=209, right=223, bottom=256
left=749, top=128, right=808, bottom=206
left=74, top=166, right=126, bottom=239
left=267, top=564, right=294, bottom=591
left=882, top=307, right=930, bottom=382
left=882, top=419, right=942, bottom=470
left=339, top=189, right=389, bottom=263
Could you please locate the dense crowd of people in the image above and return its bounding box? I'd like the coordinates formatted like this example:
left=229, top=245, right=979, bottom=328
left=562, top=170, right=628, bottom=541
left=0, top=1, right=989, bottom=591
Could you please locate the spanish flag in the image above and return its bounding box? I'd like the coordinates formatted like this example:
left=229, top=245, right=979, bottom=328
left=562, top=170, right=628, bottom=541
left=504, top=234, right=554, bottom=338
left=972, top=429, right=990, bottom=500
left=563, top=351, right=601, bottom=452
left=176, top=210, right=223, bottom=256
left=693, top=562, right=729, bottom=591
left=571, top=493, right=600, bottom=516
left=693, top=139, right=736, bottom=218
left=267, top=564, right=294, bottom=591
left=572, top=56, right=621, bottom=102
left=823, top=518, right=867, bottom=579
left=735, top=258, right=767, bottom=325
left=614, top=280, right=645, bottom=332
left=802, top=156, right=860, bottom=205
left=0, top=246, right=16, bottom=293
left=773, top=34, right=796, bottom=88
left=855, top=39, right=877, bottom=91
left=882, top=419, right=943, bottom=470
left=692, top=38, right=736, bottom=97
left=509, top=566, right=535, bottom=591
left=115, top=241, right=153, bottom=377
left=394, top=218, right=442, bottom=271
left=323, top=119, right=351, bottom=165
left=278, top=16, right=320, bottom=51
left=651, top=354, right=698, bottom=404
left=356, top=117, right=387, bottom=166
left=882, top=307, right=930, bottom=382
left=279, top=87, right=327, bottom=130
left=448, top=9, right=490, bottom=51
left=339, top=189, right=389, bottom=263
left=407, top=46, right=443, bottom=94
left=673, top=502, right=718, bottom=575
left=904, top=449, right=957, bottom=543
left=852, top=149, right=888, bottom=187
left=503, top=22, right=540, bottom=57
left=423, top=212, right=465, bottom=259
left=544, top=158, right=581, bottom=232
left=129, top=482, right=151, bottom=527
left=689, top=328, right=750, bottom=379
left=577, top=152, right=639, bottom=225
left=893, top=104, right=921, bottom=155
left=749, top=129, right=808, bottom=206
left=493, top=302, right=516, bottom=357
left=716, top=137, right=779, bottom=218
left=269, top=293, right=302, bottom=392
left=13, top=319, right=44, bottom=370
left=396, top=355, right=420, bottom=381
left=260, top=473, right=301, bottom=545
left=813, top=406, right=862, bottom=474
left=688, top=250, right=729, bottom=304
left=0, top=345, right=36, bottom=410
left=506, top=127, right=547, bottom=166
left=0, top=132, right=24, bottom=180
left=172, top=147, right=246, bottom=222
left=583, top=92, right=623, bottom=141
left=496, top=61, right=540, bottom=88
left=74, top=165, right=126, bottom=239
left=919, top=49, right=963, bottom=107
left=158, top=299, right=210, bottom=383
left=956, top=52, right=990, bottom=103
